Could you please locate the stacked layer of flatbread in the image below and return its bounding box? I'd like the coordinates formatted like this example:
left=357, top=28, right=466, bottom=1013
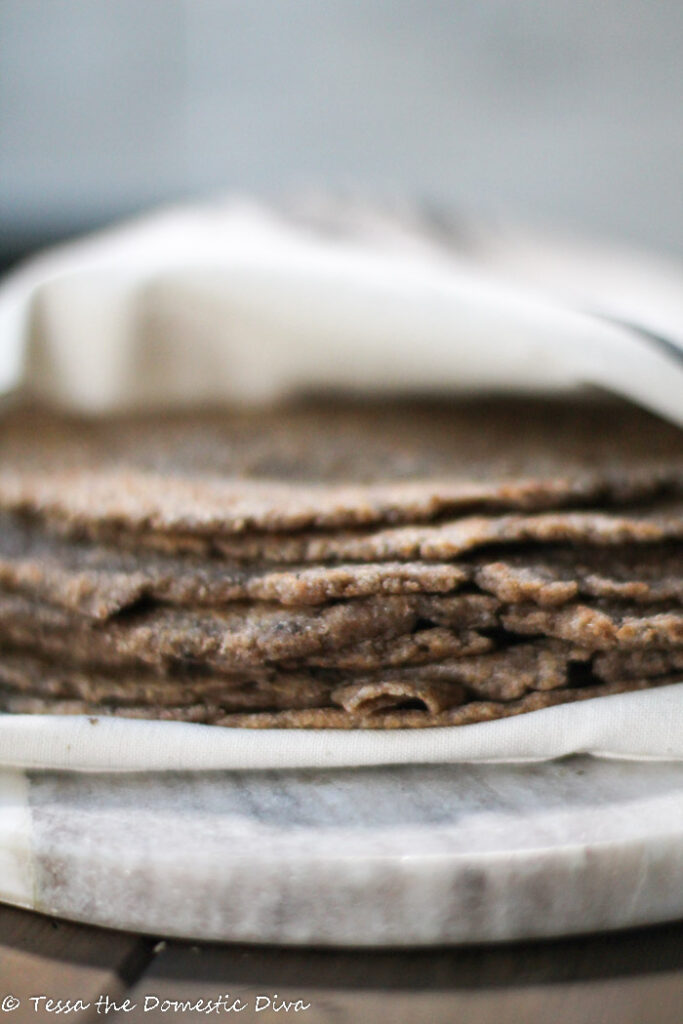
left=0, top=398, right=681, bottom=728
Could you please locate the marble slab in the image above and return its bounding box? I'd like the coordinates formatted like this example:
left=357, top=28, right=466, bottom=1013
left=1, top=756, right=683, bottom=946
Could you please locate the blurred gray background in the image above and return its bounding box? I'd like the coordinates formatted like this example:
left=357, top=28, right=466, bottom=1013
left=1, top=0, right=682, bottom=269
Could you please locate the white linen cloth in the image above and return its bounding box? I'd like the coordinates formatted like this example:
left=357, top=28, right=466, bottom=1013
left=0, top=195, right=682, bottom=422
left=0, top=685, right=681, bottom=771
left=0, top=195, right=680, bottom=770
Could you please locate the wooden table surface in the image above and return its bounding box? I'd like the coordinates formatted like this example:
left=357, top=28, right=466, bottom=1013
left=0, top=904, right=681, bottom=1024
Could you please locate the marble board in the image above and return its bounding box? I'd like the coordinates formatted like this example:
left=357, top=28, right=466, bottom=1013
left=1, top=756, right=682, bottom=946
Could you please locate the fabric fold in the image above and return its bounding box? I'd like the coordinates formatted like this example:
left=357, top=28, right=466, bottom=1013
left=0, top=197, right=681, bottom=425
left=0, top=684, right=681, bottom=771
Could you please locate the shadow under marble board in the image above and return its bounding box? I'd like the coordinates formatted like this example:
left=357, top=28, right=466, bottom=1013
left=1, top=756, right=682, bottom=946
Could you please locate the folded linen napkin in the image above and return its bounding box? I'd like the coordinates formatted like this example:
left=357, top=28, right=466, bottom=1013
left=0, top=684, right=682, bottom=771
left=0, top=196, right=680, bottom=769
left=0, top=195, right=682, bottom=423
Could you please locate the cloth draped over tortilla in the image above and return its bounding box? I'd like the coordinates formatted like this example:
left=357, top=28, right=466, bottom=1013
left=0, top=197, right=680, bottom=769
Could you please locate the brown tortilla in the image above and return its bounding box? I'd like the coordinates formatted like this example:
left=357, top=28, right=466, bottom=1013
left=0, top=590, right=500, bottom=671
left=0, top=654, right=332, bottom=710
left=592, top=647, right=683, bottom=682
left=0, top=515, right=467, bottom=618
left=332, top=640, right=580, bottom=704
left=3, top=636, right=678, bottom=719
left=167, top=504, right=683, bottom=564
left=0, top=639, right=568, bottom=711
left=0, top=398, right=680, bottom=539
left=3, top=675, right=675, bottom=728
left=302, top=628, right=494, bottom=670
left=474, top=545, right=683, bottom=606
left=502, top=602, right=683, bottom=650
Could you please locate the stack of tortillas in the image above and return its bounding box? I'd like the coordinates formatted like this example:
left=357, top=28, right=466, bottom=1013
left=0, top=396, right=680, bottom=729
left=0, top=198, right=681, bottom=752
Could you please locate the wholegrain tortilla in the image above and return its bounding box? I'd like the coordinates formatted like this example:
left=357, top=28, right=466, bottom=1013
left=208, top=676, right=679, bottom=728
left=474, top=545, right=683, bottom=606
left=4, top=635, right=678, bottom=720
left=0, top=590, right=500, bottom=671
left=301, top=628, right=494, bottom=670
left=592, top=647, right=683, bottom=682
left=333, top=640, right=581, bottom=703
left=0, top=514, right=467, bottom=618
left=0, top=639, right=571, bottom=711
left=502, top=602, right=683, bottom=650
left=156, top=504, right=683, bottom=564
left=0, top=399, right=680, bottom=539
left=2, top=512, right=681, bottom=620
left=0, top=654, right=332, bottom=710
left=4, top=675, right=673, bottom=728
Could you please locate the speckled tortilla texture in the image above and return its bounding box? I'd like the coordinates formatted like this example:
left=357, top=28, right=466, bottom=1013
left=7, top=588, right=679, bottom=676
left=328, top=678, right=469, bottom=716
left=146, top=504, right=683, bottom=563
left=1, top=513, right=681, bottom=618
left=0, top=625, right=679, bottom=716
left=208, top=676, right=680, bottom=728
left=0, top=640, right=574, bottom=710
left=502, top=602, right=683, bottom=650
left=0, top=590, right=500, bottom=671
left=0, top=515, right=468, bottom=618
left=335, top=640, right=581, bottom=702
left=0, top=398, right=681, bottom=538
left=0, top=654, right=333, bottom=711
left=592, top=647, right=683, bottom=682
left=473, top=545, right=683, bottom=606
left=3, top=675, right=676, bottom=728
left=295, top=628, right=494, bottom=670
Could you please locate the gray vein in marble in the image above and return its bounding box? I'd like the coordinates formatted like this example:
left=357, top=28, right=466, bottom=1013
left=26, top=757, right=683, bottom=946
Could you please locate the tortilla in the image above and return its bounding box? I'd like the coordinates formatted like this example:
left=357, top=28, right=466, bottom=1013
left=502, top=602, right=683, bottom=650
left=474, top=545, right=683, bottom=606
left=162, top=504, right=683, bottom=564
left=3, top=675, right=673, bottom=728
left=0, top=399, right=680, bottom=539
left=0, top=590, right=500, bottom=670
left=301, top=628, right=493, bottom=670
left=2, top=511, right=681, bottom=621
left=0, top=639, right=569, bottom=710
left=0, top=515, right=467, bottom=618
left=0, top=654, right=332, bottom=710
left=592, top=647, right=683, bottom=682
